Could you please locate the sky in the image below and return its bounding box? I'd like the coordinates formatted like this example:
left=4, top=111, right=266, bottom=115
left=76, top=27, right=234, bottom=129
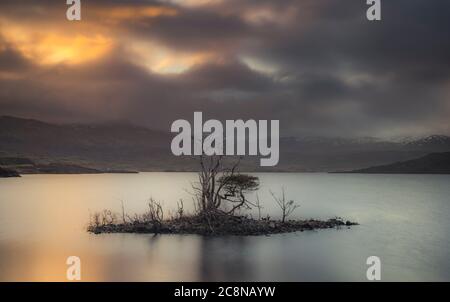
left=0, top=0, right=449, bottom=138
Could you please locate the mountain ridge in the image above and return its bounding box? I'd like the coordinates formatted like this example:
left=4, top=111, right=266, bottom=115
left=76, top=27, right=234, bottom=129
left=342, top=152, right=450, bottom=174
left=1, top=116, right=450, bottom=172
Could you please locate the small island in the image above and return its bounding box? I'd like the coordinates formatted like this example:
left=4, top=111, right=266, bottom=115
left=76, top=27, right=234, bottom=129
left=88, top=156, right=357, bottom=236
left=88, top=211, right=356, bottom=236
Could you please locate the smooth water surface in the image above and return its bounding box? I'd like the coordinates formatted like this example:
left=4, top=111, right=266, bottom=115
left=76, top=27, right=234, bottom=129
left=0, top=173, right=449, bottom=281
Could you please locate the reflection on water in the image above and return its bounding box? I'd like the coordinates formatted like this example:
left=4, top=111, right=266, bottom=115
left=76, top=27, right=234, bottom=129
left=1, top=173, right=450, bottom=281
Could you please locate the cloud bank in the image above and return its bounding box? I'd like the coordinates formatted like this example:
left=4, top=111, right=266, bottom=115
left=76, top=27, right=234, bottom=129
left=0, top=0, right=449, bottom=137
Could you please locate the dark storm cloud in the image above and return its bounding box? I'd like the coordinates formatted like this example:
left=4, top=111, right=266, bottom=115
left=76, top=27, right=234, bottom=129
left=0, top=36, right=31, bottom=71
left=177, top=59, right=274, bottom=91
left=0, top=45, right=275, bottom=128
left=127, top=8, right=252, bottom=52
left=0, top=0, right=449, bottom=137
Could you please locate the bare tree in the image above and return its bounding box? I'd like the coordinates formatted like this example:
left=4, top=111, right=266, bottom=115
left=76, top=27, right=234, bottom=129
left=101, top=209, right=117, bottom=225
left=91, top=212, right=101, bottom=227
left=270, top=188, right=300, bottom=223
left=177, top=199, right=184, bottom=218
left=217, top=174, right=259, bottom=215
left=255, top=194, right=263, bottom=220
left=142, top=197, right=164, bottom=223
left=190, top=155, right=224, bottom=212
left=191, top=155, right=259, bottom=215
left=121, top=200, right=126, bottom=224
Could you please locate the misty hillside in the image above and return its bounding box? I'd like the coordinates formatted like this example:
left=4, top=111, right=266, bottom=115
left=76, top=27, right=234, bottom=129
left=1, top=116, right=450, bottom=172
left=344, top=152, right=450, bottom=174
left=0, top=116, right=174, bottom=171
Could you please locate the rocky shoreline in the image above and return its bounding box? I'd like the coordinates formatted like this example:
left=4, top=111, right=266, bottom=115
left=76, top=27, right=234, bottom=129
left=88, top=213, right=358, bottom=236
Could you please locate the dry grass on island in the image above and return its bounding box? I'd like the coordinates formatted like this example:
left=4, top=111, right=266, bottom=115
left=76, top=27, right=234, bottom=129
left=88, top=200, right=357, bottom=236
left=88, top=156, right=357, bottom=236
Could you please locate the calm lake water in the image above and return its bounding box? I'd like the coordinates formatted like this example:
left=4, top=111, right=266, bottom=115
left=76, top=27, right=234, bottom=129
left=0, top=173, right=449, bottom=281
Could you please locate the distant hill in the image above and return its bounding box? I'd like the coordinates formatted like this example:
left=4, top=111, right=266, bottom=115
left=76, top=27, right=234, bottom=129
left=0, top=157, right=137, bottom=175
left=21, top=163, right=102, bottom=174
left=0, top=115, right=173, bottom=171
left=0, top=157, right=34, bottom=166
left=0, top=166, right=20, bottom=177
left=343, top=152, right=450, bottom=174
left=1, top=116, right=450, bottom=172
left=402, top=135, right=450, bottom=149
